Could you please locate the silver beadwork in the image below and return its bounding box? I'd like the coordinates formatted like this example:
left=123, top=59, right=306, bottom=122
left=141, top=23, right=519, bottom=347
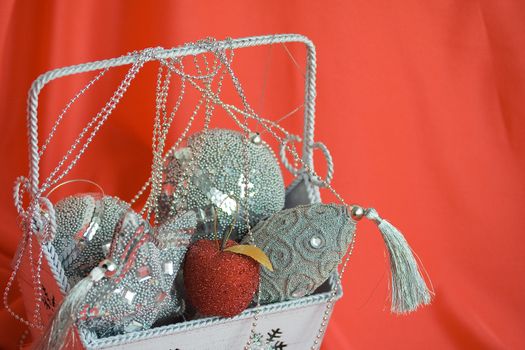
left=78, top=210, right=195, bottom=337
left=52, top=194, right=130, bottom=286
left=243, top=203, right=356, bottom=304
left=158, top=129, right=285, bottom=240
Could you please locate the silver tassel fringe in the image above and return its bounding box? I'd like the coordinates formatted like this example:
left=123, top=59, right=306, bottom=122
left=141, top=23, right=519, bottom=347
left=35, top=264, right=108, bottom=350
left=364, top=207, right=432, bottom=314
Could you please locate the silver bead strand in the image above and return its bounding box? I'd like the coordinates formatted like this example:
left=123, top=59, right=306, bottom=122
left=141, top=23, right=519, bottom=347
left=38, top=50, right=151, bottom=196
left=159, top=41, right=349, bottom=349
left=39, top=67, right=110, bottom=157
left=142, top=45, right=225, bottom=219
left=158, top=42, right=231, bottom=220
left=6, top=49, right=152, bottom=330
left=18, top=328, right=29, bottom=349
left=145, top=61, right=172, bottom=220
left=3, top=230, right=37, bottom=327
left=174, top=45, right=355, bottom=349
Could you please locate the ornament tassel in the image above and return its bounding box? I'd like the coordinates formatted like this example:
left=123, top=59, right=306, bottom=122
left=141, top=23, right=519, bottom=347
left=364, top=207, right=432, bottom=314
left=35, top=265, right=107, bottom=350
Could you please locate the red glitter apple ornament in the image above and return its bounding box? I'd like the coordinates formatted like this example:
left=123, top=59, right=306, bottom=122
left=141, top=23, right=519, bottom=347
left=183, top=238, right=273, bottom=317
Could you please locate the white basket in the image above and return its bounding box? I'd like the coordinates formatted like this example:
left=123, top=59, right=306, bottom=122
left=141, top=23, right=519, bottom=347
left=17, top=34, right=340, bottom=349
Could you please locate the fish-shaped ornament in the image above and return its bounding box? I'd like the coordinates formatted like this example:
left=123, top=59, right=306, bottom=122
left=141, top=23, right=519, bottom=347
left=243, top=203, right=356, bottom=304
left=37, top=209, right=196, bottom=349
left=245, top=203, right=432, bottom=314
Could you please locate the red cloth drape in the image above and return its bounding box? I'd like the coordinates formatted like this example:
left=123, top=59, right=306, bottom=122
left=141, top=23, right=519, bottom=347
left=1, top=1, right=524, bottom=349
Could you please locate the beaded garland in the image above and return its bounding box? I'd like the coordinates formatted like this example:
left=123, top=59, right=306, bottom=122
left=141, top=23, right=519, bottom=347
left=158, top=128, right=285, bottom=240
left=243, top=203, right=356, bottom=304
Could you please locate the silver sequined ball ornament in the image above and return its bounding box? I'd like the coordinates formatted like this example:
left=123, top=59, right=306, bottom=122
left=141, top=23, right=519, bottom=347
left=158, top=129, right=285, bottom=240
left=51, top=194, right=130, bottom=286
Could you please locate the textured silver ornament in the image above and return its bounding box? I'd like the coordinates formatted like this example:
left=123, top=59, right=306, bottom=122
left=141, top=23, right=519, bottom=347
left=158, top=129, right=285, bottom=240
left=52, top=194, right=130, bottom=286
left=78, top=210, right=195, bottom=337
left=243, top=203, right=356, bottom=304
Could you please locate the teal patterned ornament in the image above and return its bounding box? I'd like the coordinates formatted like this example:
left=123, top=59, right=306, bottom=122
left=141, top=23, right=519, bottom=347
left=243, top=203, right=356, bottom=304
left=78, top=210, right=196, bottom=337
left=158, top=129, right=285, bottom=240
left=52, top=194, right=130, bottom=286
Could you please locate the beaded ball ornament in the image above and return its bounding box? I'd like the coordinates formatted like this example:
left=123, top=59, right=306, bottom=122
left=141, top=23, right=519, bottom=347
left=78, top=209, right=196, bottom=336
left=157, top=128, right=285, bottom=241
left=51, top=194, right=130, bottom=286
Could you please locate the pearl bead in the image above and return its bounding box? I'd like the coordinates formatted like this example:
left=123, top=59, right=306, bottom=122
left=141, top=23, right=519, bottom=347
left=350, top=205, right=365, bottom=220
left=99, top=259, right=117, bottom=274
left=310, top=236, right=322, bottom=248
left=250, top=132, right=262, bottom=145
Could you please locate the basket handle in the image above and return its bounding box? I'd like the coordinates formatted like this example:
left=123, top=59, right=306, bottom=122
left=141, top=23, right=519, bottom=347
left=25, top=34, right=318, bottom=201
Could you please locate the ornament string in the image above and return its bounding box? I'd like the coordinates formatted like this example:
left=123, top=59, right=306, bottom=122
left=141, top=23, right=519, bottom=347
left=39, top=67, right=110, bottom=157
left=139, top=45, right=230, bottom=223
left=46, top=179, right=105, bottom=198
left=37, top=50, right=154, bottom=198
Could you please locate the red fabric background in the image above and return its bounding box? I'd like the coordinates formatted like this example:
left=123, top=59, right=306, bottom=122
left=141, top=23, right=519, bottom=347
left=1, top=1, right=524, bottom=349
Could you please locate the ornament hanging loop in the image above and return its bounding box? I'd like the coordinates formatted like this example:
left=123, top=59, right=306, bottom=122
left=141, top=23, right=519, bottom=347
left=46, top=179, right=105, bottom=198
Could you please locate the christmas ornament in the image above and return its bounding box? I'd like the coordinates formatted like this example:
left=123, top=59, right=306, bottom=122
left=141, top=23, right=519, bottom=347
left=52, top=194, right=130, bottom=286
left=38, top=208, right=196, bottom=349
left=243, top=203, right=355, bottom=305
left=183, top=239, right=265, bottom=317
left=245, top=203, right=432, bottom=314
left=79, top=209, right=195, bottom=337
left=158, top=128, right=285, bottom=240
